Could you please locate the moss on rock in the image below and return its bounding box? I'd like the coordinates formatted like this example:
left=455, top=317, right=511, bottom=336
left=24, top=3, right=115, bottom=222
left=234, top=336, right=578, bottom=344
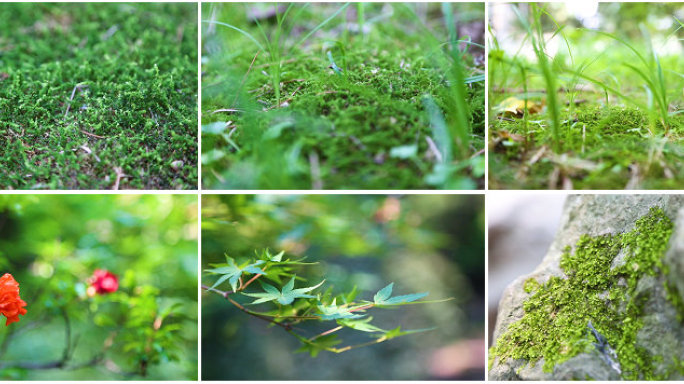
left=490, top=207, right=682, bottom=379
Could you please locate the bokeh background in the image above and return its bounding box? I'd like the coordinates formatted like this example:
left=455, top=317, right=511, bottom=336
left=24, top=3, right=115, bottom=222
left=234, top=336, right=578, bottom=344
left=201, top=194, right=484, bottom=380
left=487, top=193, right=565, bottom=345
left=490, top=2, right=683, bottom=64
left=0, top=195, right=198, bottom=380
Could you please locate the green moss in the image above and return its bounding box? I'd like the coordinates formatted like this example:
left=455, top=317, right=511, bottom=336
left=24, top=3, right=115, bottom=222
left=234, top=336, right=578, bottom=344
left=490, top=207, right=679, bottom=379
left=489, top=106, right=684, bottom=190
left=0, top=3, right=198, bottom=189
left=201, top=3, right=485, bottom=189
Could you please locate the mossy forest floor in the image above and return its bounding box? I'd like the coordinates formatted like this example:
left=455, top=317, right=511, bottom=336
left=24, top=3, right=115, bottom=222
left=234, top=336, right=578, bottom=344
left=488, top=3, right=684, bottom=190
left=489, top=95, right=684, bottom=190
left=0, top=3, right=198, bottom=189
left=201, top=3, right=485, bottom=189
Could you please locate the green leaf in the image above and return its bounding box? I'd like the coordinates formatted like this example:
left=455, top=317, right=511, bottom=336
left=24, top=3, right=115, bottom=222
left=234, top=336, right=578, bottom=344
left=205, top=257, right=266, bottom=292
left=296, top=334, right=341, bottom=357
left=338, top=317, right=385, bottom=333
left=243, top=276, right=324, bottom=305
left=201, top=122, right=229, bottom=135
left=201, top=149, right=226, bottom=165
left=380, top=326, right=435, bottom=340
left=389, top=144, right=418, bottom=159
left=263, top=120, right=294, bottom=140
left=316, top=299, right=365, bottom=320
left=270, top=250, right=285, bottom=262
left=374, top=283, right=394, bottom=303
left=344, top=285, right=358, bottom=303
left=373, top=282, right=428, bottom=305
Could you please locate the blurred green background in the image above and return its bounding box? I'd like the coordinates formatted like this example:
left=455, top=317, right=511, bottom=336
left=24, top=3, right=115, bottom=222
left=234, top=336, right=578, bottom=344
left=0, top=195, right=198, bottom=380
left=201, top=194, right=484, bottom=380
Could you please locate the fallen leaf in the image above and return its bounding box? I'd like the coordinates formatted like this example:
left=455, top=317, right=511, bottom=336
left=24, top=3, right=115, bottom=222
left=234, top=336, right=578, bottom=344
left=494, top=96, right=544, bottom=117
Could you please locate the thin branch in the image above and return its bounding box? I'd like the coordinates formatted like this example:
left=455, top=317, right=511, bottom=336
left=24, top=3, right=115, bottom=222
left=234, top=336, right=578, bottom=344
left=201, top=285, right=291, bottom=329
left=0, top=308, right=99, bottom=371
left=309, top=326, right=343, bottom=341
left=239, top=265, right=269, bottom=291
left=80, top=129, right=107, bottom=139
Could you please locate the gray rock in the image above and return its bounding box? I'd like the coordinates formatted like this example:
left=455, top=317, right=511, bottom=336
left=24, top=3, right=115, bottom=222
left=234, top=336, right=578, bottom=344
left=490, top=195, right=684, bottom=380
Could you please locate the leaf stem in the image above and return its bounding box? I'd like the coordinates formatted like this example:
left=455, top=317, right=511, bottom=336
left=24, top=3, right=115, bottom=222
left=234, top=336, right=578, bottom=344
left=240, top=265, right=268, bottom=291
left=309, top=326, right=343, bottom=341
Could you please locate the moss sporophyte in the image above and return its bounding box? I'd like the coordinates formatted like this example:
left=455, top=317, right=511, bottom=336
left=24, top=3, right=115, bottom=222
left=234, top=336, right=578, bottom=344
left=489, top=207, right=683, bottom=379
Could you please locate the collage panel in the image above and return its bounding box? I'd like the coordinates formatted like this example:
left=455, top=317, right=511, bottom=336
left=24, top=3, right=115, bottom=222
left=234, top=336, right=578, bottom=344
left=201, top=194, right=485, bottom=379
left=201, top=3, right=485, bottom=190
left=0, top=3, right=198, bottom=190
left=488, top=193, right=684, bottom=380
left=488, top=3, right=683, bottom=189
left=0, top=195, right=198, bottom=380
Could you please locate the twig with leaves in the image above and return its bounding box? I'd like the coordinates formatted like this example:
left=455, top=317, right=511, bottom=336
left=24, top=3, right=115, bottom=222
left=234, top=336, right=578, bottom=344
left=203, top=249, right=452, bottom=357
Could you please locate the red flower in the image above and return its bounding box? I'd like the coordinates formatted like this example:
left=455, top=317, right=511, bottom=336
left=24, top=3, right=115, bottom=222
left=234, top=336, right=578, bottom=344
left=0, top=273, right=27, bottom=326
left=88, top=269, right=119, bottom=296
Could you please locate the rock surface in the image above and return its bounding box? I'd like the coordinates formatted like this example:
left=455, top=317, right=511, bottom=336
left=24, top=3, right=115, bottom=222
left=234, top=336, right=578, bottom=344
left=489, top=195, right=684, bottom=380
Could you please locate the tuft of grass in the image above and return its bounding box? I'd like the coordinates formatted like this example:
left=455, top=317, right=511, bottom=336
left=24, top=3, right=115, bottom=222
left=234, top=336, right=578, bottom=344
left=0, top=3, right=198, bottom=189
left=488, top=3, right=683, bottom=189
left=201, top=3, right=485, bottom=190
left=512, top=3, right=561, bottom=152
left=203, top=3, right=350, bottom=107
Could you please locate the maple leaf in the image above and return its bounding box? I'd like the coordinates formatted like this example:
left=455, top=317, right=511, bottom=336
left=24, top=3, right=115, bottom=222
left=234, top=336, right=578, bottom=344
left=316, top=299, right=365, bottom=320
left=296, top=334, right=341, bottom=357
left=242, top=276, right=324, bottom=305
left=378, top=326, right=435, bottom=341
left=373, top=283, right=428, bottom=305
left=205, top=256, right=266, bottom=292
left=337, top=316, right=385, bottom=333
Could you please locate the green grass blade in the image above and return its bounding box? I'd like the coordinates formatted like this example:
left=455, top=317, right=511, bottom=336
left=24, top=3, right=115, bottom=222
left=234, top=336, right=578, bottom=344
left=294, top=2, right=350, bottom=49
left=202, top=20, right=265, bottom=52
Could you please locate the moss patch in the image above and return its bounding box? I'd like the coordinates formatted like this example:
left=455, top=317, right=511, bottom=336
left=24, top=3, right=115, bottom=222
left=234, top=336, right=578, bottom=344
left=489, top=106, right=684, bottom=190
left=201, top=3, right=485, bottom=189
left=489, top=207, right=682, bottom=379
left=0, top=3, right=198, bottom=189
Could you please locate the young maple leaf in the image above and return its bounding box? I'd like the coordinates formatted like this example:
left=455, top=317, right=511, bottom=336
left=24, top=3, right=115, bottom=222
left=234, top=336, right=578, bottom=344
left=296, top=334, right=341, bottom=357
left=243, top=276, right=324, bottom=305
left=316, top=299, right=365, bottom=320
left=205, top=256, right=266, bottom=292
left=373, top=282, right=428, bottom=305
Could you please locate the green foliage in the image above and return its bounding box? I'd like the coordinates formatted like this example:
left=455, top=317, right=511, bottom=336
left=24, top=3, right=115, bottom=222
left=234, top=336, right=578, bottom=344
left=201, top=3, right=485, bottom=189
left=489, top=207, right=679, bottom=379
left=488, top=3, right=684, bottom=189
left=0, top=3, right=198, bottom=189
left=204, top=249, right=448, bottom=357
left=0, top=195, right=197, bottom=380
left=206, top=256, right=266, bottom=291
left=201, top=194, right=484, bottom=380
left=243, top=277, right=324, bottom=305
left=373, top=282, right=428, bottom=305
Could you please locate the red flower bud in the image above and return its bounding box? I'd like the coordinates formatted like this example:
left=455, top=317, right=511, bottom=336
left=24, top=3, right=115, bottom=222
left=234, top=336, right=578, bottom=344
left=0, top=273, right=27, bottom=326
left=88, top=269, right=119, bottom=295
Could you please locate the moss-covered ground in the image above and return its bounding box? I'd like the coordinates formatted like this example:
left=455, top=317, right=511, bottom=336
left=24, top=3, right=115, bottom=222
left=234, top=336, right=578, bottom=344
left=488, top=3, right=684, bottom=190
left=0, top=3, right=198, bottom=189
left=201, top=3, right=485, bottom=190
left=489, top=207, right=683, bottom=379
left=490, top=105, right=684, bottom=189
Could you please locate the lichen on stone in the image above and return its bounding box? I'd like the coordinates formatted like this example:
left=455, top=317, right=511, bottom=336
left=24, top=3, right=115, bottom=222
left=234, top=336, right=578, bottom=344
left=489, top=206, right=681, bottom=379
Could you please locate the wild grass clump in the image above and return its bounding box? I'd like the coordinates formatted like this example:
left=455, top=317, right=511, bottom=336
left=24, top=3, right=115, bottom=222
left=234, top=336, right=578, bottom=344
left=0, top=3, right=198, bottom=190
left=488, top=2, right=684, bottom=190
left=201, top=2, right=485, bottom=189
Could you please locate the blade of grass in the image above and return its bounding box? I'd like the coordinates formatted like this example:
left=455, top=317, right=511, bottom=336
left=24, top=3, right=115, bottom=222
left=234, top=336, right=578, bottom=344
left=512, top=4, right=561, bottom=152
left=202, top=20, right=265, bottom=52
left=294, top=3, right=350, bottom=49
